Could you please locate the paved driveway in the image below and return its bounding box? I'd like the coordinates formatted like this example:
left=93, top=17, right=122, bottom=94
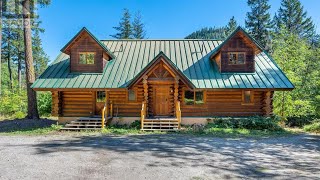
left=0, top=134, right=319, bottom=180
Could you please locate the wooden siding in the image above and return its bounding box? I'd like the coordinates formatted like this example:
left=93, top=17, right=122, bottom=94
left=108, top=87, right=144, bottom=117
left=51, top=91, right=60, bottom=116
left=218, top=32, right=255, bottom=73
left=179, top=85, right=270, bottom=117
left=61, top=91, right=94, bottom=117
left=69, top=33, right=108, bottom=73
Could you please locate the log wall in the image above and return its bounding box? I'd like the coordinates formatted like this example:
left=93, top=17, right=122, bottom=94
left=51, top=89, right=273, bottom=118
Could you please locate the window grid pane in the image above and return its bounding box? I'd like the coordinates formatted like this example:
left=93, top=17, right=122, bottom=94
left=128, top=90, right=136, bottom=101
left=195, top=91, right=204, bottom=104
left=97, top=91, right=105, bottom=102
left=184, top=91, right=194, bottom=105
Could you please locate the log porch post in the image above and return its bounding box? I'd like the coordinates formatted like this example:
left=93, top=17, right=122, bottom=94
left=174, top=76, right=179, bottom=115
left=263, top=91, right=273, bottom=116
left=143, top=75, right=148, bottom=117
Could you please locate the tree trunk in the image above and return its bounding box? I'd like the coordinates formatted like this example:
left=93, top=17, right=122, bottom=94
left=18, top=52, right=22, bottom=90
left=0, top=0, right=2, bottom=95
left=22, top=0, right=39, bottom=119
left=7, top=36, right=13, bottom=89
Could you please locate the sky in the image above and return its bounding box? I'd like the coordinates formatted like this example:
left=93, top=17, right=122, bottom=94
left=37, top=0, right=320, bottom=60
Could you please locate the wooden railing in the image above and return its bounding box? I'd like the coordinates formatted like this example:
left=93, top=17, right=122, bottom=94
left=101, top=100, right=113, bottom=129
left=176, top=101, right=181, bottom=129
left=141, top=101, right=147, bottom=129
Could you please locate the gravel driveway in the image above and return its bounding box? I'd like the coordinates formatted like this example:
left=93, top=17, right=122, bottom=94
left=0, top=134, right=319, bottom=180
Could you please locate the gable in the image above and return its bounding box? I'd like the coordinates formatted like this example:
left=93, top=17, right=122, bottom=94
left=127, top=52, right=195, bottom=89
left=61, top=27, right=115, bottom=59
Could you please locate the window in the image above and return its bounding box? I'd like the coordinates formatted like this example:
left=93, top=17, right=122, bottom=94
left=184, top=91, right=205, bottom=105
left=228, top=52, right=246, bottom=65
left=128, top=89, right=136, bottom=101
left=242, top=90, right=254, bottom=105
left=79, top=52, right=95, bottom=64
left=96, top=91, right=105, bottom=102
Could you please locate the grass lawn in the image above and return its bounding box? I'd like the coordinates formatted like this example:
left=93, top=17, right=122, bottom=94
left=0, top=118, right=300, bottom=137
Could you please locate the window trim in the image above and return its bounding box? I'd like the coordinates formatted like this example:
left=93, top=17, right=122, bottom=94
left=79, top=52, right=96, bottom=65
left=241, top=90, right=254, bottom=105
left=183, top=89, right=206, bottom=106
left=228, top=52, right=246, bottom=65
left=127, top=89, right=137, bottom=102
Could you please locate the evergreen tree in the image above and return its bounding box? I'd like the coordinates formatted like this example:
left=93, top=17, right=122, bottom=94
left=132, top=11, right=146, bottom=39
left=111, top=8, right=132, bottom=39
left=245, top=0, right=272, bottom=49
left=274, top=0, right=315, bottom=39
left=185, top=27, right=228, bottom=39
left=226, top=16, right=237, bottom=35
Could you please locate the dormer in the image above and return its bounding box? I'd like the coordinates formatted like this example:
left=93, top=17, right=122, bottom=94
left=61, top=27, right=115, bottom=73
left=210, top=27, right=263, bottom=73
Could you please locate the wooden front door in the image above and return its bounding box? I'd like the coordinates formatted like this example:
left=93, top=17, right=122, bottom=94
left=154, top=86, right=170, bottom=116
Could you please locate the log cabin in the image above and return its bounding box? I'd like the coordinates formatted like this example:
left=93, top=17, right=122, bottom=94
left=32, top=26, right=294, bottom=130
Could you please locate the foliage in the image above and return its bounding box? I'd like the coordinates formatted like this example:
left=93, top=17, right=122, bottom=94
left=245, top=0, right=272, bottom=50
left=111, top=8, right=146, bottom=39
left=226, top=16, right=238, bottom=35
left=129, top=120, right=141, bottom=129
left=286, top=116, right=315, bottom=127
left=206, top=116, right=282, bottom=131
left=132, top=11, right=146, bottom=39
left=0, top=90, right=27, bottom=118
left=111, top=8, right=132, bottom=39
left=303, top=119, right=320, bottom=133
left=271, top=27, right=319, bottom=119
left=185, top=16, right=237, bottom=39
left=37, top=92, right=52, bottom=116
left=274, top=0, right=315, bottom=40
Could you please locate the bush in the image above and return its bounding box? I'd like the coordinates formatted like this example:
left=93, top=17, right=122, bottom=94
left=285, top=116, right=315, bottom=127
left=37, top=92, right=52, bottom=116
left=129, top=120, right=141, bottom=129
left=303, top=119, right=320, bottom=133
left=206, top=116, right=282, bottom=131
left=14, top=111, right=26, bottom=119
left=0, top=90, right=27, bottom=117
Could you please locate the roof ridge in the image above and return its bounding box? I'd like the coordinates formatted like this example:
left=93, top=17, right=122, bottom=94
left=100, top=39, right=224, bottom=41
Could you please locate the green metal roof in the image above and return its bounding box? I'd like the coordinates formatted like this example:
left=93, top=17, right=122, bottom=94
left=32, top=39, right=294, bottom=90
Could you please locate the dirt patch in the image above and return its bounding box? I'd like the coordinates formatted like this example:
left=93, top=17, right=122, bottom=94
left=0, top=118, right=57, bottom=133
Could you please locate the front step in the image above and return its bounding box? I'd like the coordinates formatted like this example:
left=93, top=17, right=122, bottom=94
left=61, top=116, right=112, bottom=131
left=141, top=118, right=180, bottom=131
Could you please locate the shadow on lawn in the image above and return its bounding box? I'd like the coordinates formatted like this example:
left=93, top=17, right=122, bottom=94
left=31, top=133, right=320, bottom=179
left=0, top=119, right=56, bottom=132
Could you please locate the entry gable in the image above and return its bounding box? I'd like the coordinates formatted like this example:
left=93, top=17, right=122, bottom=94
left=127, top=52, right=195, bottom=89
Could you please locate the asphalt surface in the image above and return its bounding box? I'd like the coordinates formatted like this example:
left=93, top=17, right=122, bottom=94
left=0, top=134, right=319, bottom=180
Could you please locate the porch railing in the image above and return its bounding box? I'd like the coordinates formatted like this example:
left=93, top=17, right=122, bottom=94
left=101, top=100, right=113, bottom=129
left=141, top=101, right=147, bottom=129
left=176, top=101, right=181, bottom=129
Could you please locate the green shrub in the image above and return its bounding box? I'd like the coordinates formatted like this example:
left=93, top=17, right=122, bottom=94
left=0, top=90, right=27, bottom=117
left=37, top=92, right=52, bottom=116
left=129, top=120, right=141, bottom=129
left=285, top=116, right=315, bottom=127
left=303, top=119, right=320, bottom=133
left=14, top=111, right=26, bottom=119
left=206, top=116, right=282, bottom=131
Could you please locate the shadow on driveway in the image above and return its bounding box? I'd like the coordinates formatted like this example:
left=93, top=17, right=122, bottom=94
left=30, top=133, right=320, bottom=179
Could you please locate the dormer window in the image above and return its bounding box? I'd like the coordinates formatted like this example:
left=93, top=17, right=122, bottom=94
left=79, top=52, right=95, bottom=64
left=228, top=52, right=245, bottom=65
